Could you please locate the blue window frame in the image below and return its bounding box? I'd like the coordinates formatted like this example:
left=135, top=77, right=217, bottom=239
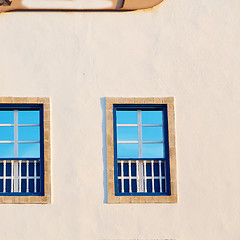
left=113, top=104, right=171, bottom=196
left=0, top=104, right=44, bottom=196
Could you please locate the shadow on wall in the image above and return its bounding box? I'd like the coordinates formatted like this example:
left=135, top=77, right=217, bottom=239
left=100, top=97, right=108, bottom=204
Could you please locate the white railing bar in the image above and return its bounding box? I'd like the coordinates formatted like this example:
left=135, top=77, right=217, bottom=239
left=117, top=124, right=138, bottom=127
left=3, top=160, right=6, bottom=192
left=164, top=160, right=167, bottom=192
left=117, top=141, right=138, bottom=144
left=34, top=160, right=37, bottom=193
left=121, top=161, right=124, bottom=193
left=11, top=161, right=14, bottom=192
left=19, top=160, right=22, bottom=192
left=136, top=160, right=140, bottom=192
left=26, top=160, right=29, bottom=192
left=18, top=141, right=40, bottom=144
left=0, top=141, right=14, bottom=143
left=151, top=160, right=155, bottom=193
left=144, top=160, right=147, bottom=193
left=159, top=160, right=162, bottom=193
left=129, top=160, right=132, bottom=193
left=0, top=124, right=14, bottom=127
left=142, top=141, right=164, bottom=144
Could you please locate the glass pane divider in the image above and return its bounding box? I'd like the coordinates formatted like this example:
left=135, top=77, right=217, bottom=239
left=117, top=141, right=138, bottom=144
left=18, top=124, right=40, bottom=127
left=0, top=141, right=14, bottom=143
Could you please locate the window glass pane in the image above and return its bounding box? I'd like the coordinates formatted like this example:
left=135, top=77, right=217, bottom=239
left=18, top=126, right=40, bottom=141
left=116, top=111, right=137, bottom=124
left=0, top=111, right=13, bottom=124
left=19, top=143, right=40, bottom=158
left=142, top=127, right=163, bottom=142
left=0, top=127, right=14, bottom=141
left=142, top=143, right=164, bottom=158
left=18, top=111, right=39, bottom=124
left=117, top=127, right=138, bottom=141
left=117, top=143, right=138, bottom=158
left=142, top=111, right=163, bottom=125
left=0, top=143, right=14, bottom=158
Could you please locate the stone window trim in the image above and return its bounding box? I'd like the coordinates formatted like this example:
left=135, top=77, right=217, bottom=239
left=106, top=97, right=177, bottom=204
left=0, top=97, right=51, bottom=204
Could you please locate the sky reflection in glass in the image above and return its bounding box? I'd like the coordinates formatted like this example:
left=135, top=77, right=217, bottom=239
left=117, top=111, right=137, bottom=124
left=117, top=127, right=138, bottom=141
left=142, top=127, right=163, bottom=141
left=0, top=111, right=13, bottom=124
left=142, top=143, right=164, bottom=158
left=0, top=127, right=14, bottom=141
left=117, top=143, right=138, bottom=158
left=0, top=144, right=14, bottom=158
left=142, top=111, right=162, bottom=125
left=19, top=143, right=40, bottom=158
left=19, top=126, right=40, bottom=141
left=18, top=111, right=39, bottom=124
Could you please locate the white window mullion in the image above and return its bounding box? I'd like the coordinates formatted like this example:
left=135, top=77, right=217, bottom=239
left=13, top=110, right=19, bottom=192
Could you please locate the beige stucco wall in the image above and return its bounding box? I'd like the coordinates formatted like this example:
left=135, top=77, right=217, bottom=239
left=0, top=0, right=240, bottom=239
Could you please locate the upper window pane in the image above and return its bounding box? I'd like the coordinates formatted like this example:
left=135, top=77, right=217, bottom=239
left=18, top=111, right=39, bottom=124
left=117, top=127, right=138, bottom=141
left=142, top=111, right=163, bottom=125
left=18, top=126, right=40, bottom=141
left=0, top=127, right=14, bottom=141
left=0, top=111, right=14, bottom=124
left=116, top=111, right=137, bottom=124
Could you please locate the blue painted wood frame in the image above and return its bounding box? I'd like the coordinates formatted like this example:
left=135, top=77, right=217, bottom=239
left=0, top=104, right=44, bottom=196
left=113, top=104, right=171, bottom=196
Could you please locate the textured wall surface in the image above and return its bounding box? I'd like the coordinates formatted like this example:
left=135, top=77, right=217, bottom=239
left=0, top=0, right=240, bottom=239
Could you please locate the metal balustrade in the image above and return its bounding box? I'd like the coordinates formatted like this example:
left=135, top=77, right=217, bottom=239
left=0, top=159, right=40, bottom=193
left=117, top=159, right=167, bottom=194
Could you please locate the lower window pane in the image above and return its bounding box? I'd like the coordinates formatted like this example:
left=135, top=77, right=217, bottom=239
left=19, top=143, right=40, bottom=158
left=142, top=143, right=164, bottom=158
left=117, top=143, right=138, bottom=158
left=0, top=143, right=14, bottom=158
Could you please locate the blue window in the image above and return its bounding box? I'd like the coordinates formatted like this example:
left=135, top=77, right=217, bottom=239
left=113, top=105, right=171, bottom=196
left=0, top=104, right=44, bottom=196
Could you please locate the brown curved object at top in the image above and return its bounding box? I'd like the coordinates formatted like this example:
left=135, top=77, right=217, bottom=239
left=0, top=0, right=164, bottom=13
